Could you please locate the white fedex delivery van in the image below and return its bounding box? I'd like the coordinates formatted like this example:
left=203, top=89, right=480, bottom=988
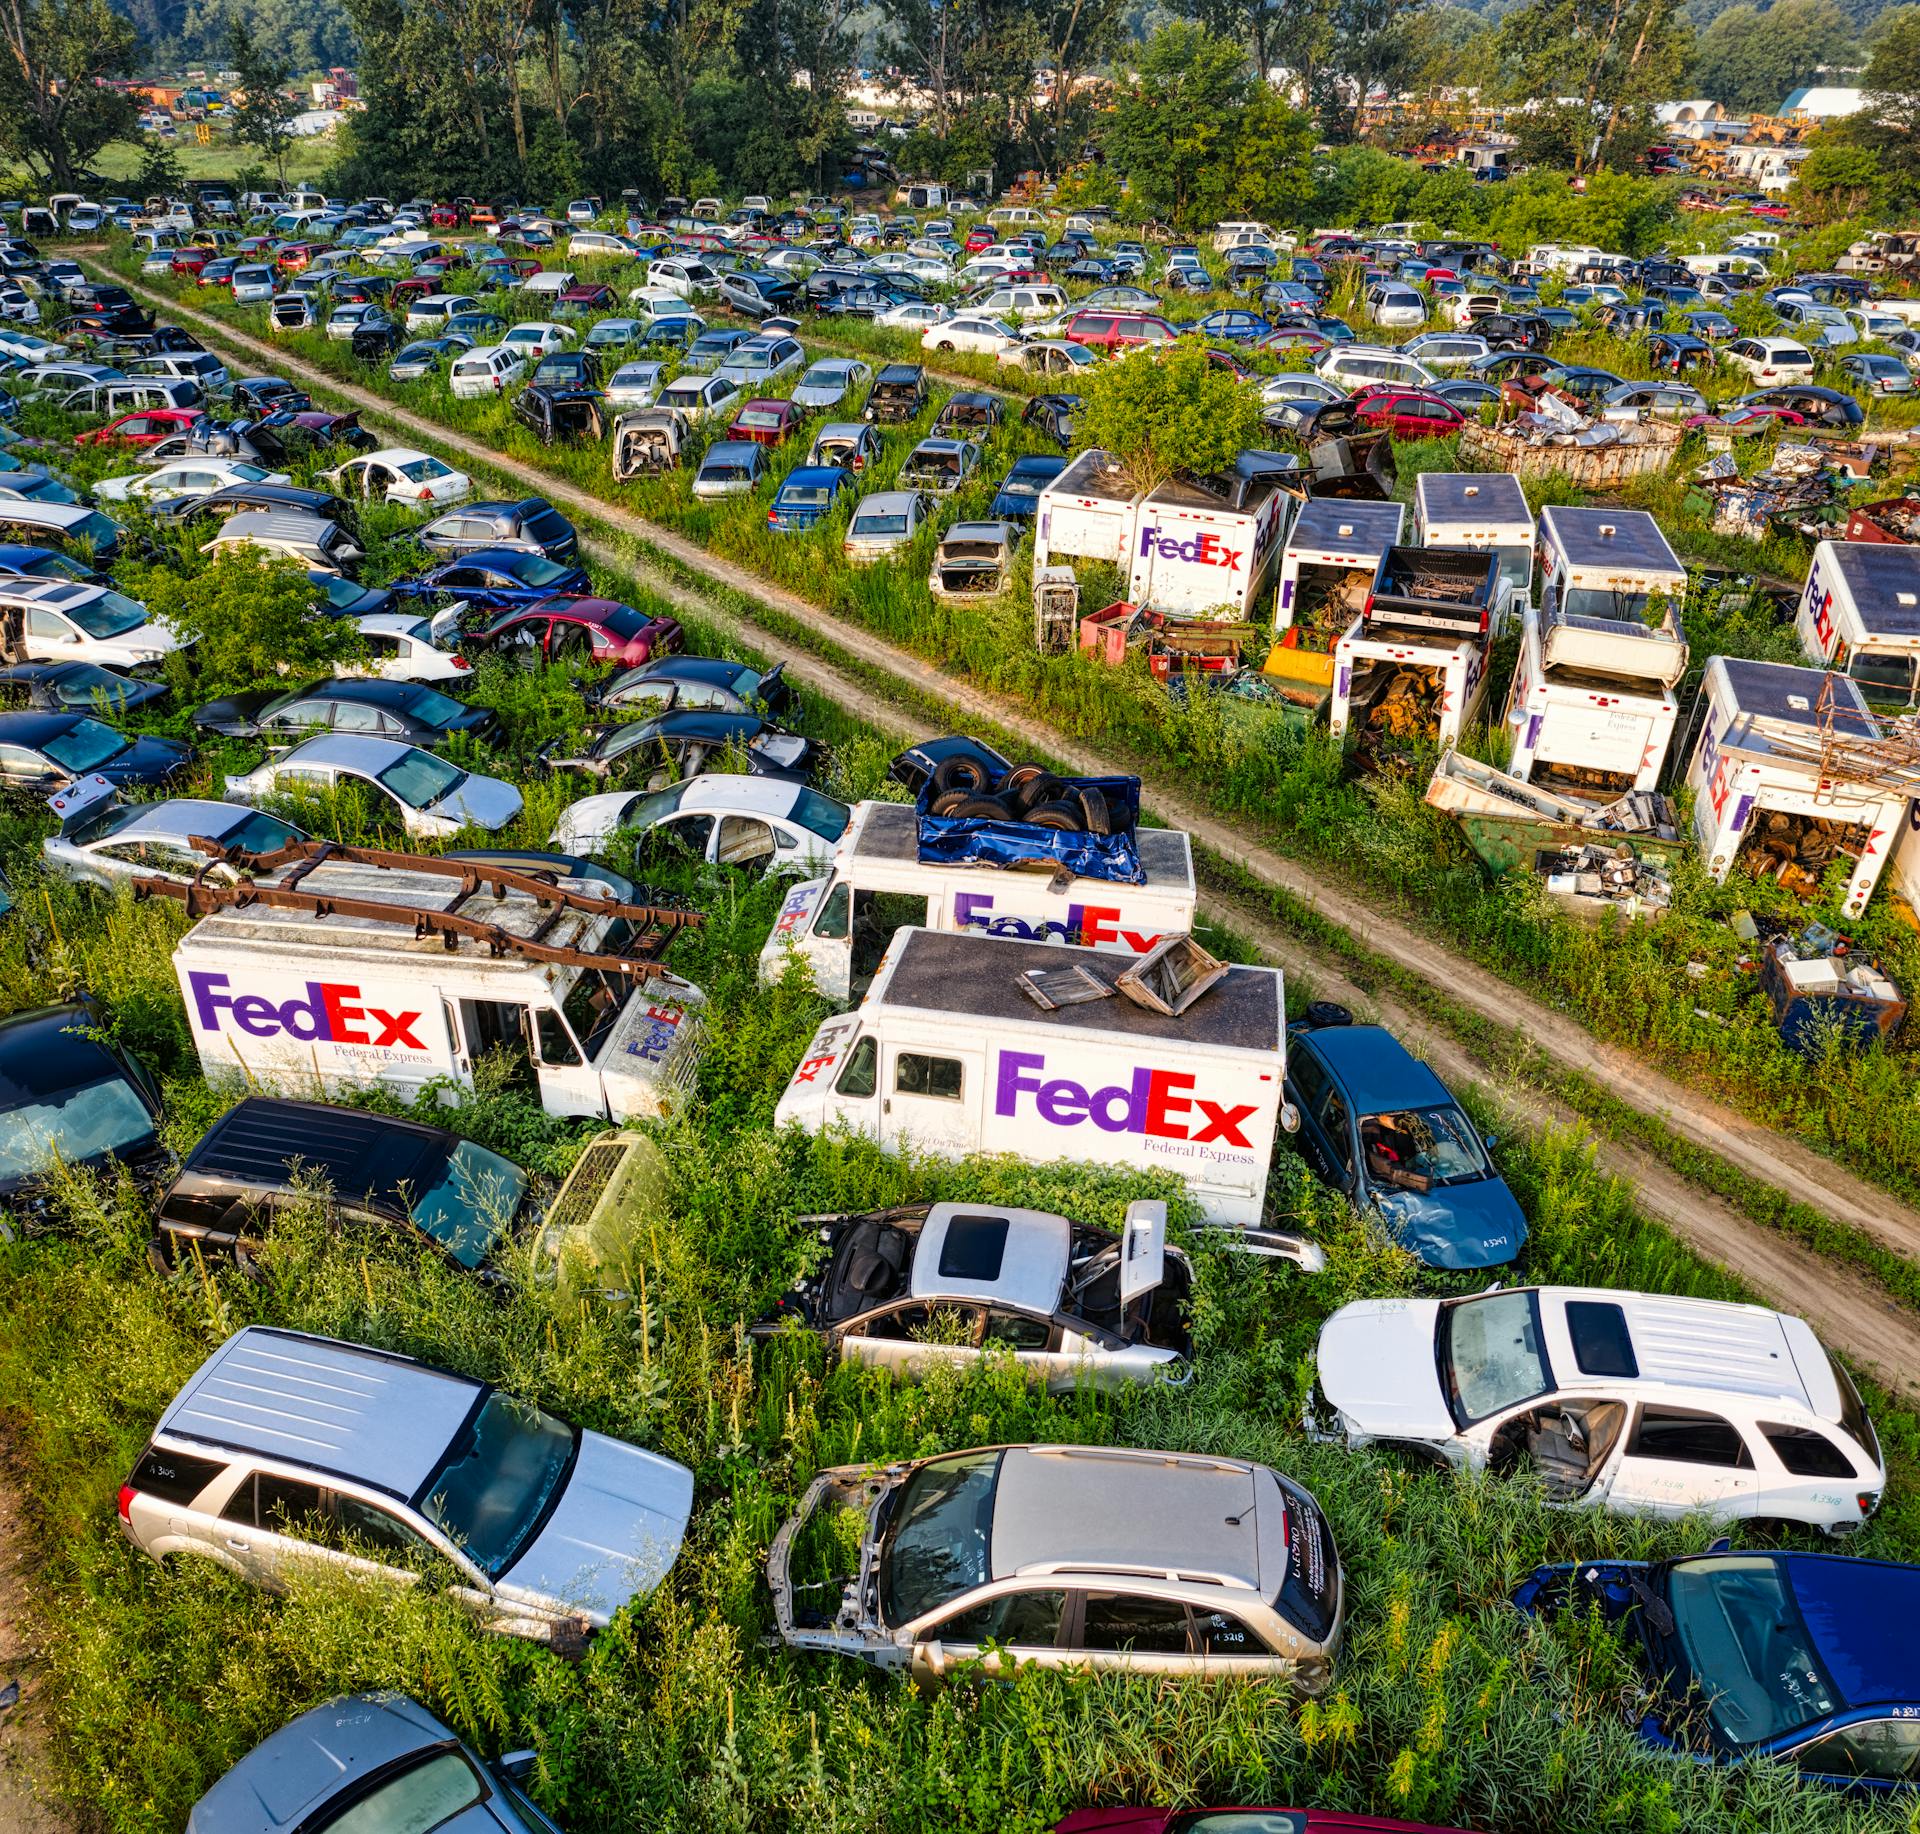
left=774, top=927, right=1298, bottom=1226
left=759, top=801, right=1196, bottom=1003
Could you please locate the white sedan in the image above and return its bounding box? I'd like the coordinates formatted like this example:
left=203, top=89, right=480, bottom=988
left=43, top=795, right=310, bottom=889
left=321, top=447, right=473, bottom=509
left=499, top=321, right=574, bottom=361
left=224, top=734, right=522, bottom=839
left=94, top=459, right=291, bottom=504
left=923, top=314, right=1021, bottom=356
left=875, top=301, right=950, bottom=332
left=551, top=773, right=850, bottom=869
left=338, top=611, right=473, bottom=684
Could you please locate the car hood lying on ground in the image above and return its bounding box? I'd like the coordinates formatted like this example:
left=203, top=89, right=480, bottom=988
left=1316, top=1297, right=1457, bottom=1440
left=493, top=1431, right=694, bottom=1627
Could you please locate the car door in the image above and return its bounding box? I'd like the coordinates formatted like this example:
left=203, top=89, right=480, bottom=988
left=840, top=1299, right=983, bottom=1378
left=882, top=1043, right=979, bottom=1154
left=217, top=1469, right=355, bottom=1591
left=1789, top=1718, right=1920, bottom=1787
left=911, top=1587, right=1068, bottom=1683
left=1072, top=1590, right=1199, bottom=1677
left=1604, top=1404, right=1758, bottom=1519
left=0, top=740, right=51, bottom=786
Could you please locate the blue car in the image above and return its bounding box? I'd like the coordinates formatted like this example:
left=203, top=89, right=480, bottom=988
left=990, top=454, right=1067, bottom=524
left=397, top=546, right=591, bottom=606
left=1193, top=308, right=1270, bottom=343
left=1515, top=1552, right=1920, bottom=1791
left=768, top=464, right=852, bottom=532
left=1283, top=1013, right=1527, bottom=1269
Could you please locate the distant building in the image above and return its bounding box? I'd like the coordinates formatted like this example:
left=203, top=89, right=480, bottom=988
left=1655, top=99, right=1724, bottom=125
left=1782, top=85, right=1865, bottom=118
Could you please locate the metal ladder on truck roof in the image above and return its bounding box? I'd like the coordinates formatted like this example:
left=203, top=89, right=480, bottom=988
left=132, top=839, right=705, bottom=982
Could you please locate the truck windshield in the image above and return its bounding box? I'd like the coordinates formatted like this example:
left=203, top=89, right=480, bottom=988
left=1439, top=1289, right=1552, bottom=1426
left=879, top=1449, right=1003, bottom=1628
left=417, top=1392, right=577, bottom=1579
left=410, top=1139, right=530, bottom=1268
left=561, top=968, right=626, bottom=1061
left=1563, top=586, right=1656, bottom=624
left=1667, top=1557, right=1841, bottom=1748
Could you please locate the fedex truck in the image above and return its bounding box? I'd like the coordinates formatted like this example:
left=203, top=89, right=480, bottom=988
left=164, top=851, right=706, bottom=1119
left=1126, top=473, right=1293, bottom=621
left=759, top=800, right=1196, bottom=1003
left=773, top=927, right=1298, bottom=1226
left=1411, top=473, right=1532, bottom=634
left=1795, top=539, right=1920, bottom=709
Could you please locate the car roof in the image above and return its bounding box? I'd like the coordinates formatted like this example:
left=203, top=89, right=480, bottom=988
left=96, top=798, right=262, bottom=842
left=0, top=576, right=105, bottom=608
left=855, top=490, right=921, bottom=514
left=156, top=1326, right=480, bottom=1499
left=0, top=1001, right=129, bottom=1101
left=1299, top=1022, right=1448, bottom=1112
left=273, top=733, right=416, bottom=770
left=0, top=708, right=83, bottom=745
left=630, top=655, right=753, bottom=685
left=989, top=1445, right=1267, bottom=1590
left=908, top=1204, right=1069, bottom=1311
left=1773, top=1554, right=1920, bottom=1709
left=643, top=774, right=799, bottom=817
left=181, top=1096, right=458, bottom=1210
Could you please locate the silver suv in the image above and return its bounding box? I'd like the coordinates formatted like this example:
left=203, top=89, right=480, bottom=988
left=119, top=1327, right=693, bottom=1649
left=768, top=1442, right=1343, bottom=1689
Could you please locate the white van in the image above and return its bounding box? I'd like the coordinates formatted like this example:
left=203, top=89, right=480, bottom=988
left=1315, top=344, right=1437, bottom=390
left=758, top=801, right=1197, bottom=1003
left=519, top=268, right=580, bottom=298
left=987, top=205, right=1041, bottom=227
left=774, top=927, right=1298, bottom=1226
left=1412, top=473, right=1533, bottom=633
left=449, top=345, right=527, bottom=398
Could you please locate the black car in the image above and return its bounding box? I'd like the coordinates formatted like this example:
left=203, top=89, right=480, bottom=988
left=150, top=481, right=357, bottom=528
left=531, top=349, right=603, bottom=392
left=0, top=711, right=188, bottom=794
left=419, top=496, right=578, bottom=562
left=512, top=384, right=607, bottom=445
left=308, top=570, right=397, bottom=619
left=1022, top=392, right=1079, bottom=448
left=1739, top=384, right=1866, bottom=429
left=0, top=1001, right=165, bottom=1207
left=593, top=655, right=792, bottom=716
left=403, top=548, right=592, bottom=605
left=862, top=363, right=928, bottom=424
left=932, top=390, right=1002, bottom=436
left=350, top=316, right=402, bottom=360
left=0, top=660, right=166, bottom=716
left=150, top=1097, right=536, bottom=1277
left=192, top=678, right=495, bottom=745
left=541, top=708, right=819, bottom=786
left=228, top=376, right=308, bottom=416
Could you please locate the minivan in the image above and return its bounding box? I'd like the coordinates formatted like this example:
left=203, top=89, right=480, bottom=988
left=449, top=346, right=526, bottom=398
left=202, top=510, right=363, bottom=573
left=123, top=351, right=228, bottom=391
left=61, top=377, right=203, bottom=418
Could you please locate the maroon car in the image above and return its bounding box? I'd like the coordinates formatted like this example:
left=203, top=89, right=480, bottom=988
left=464, top=596, right=684, bottom=668
left=1057, top=1812, right=1480, bottom=1834
left=727, top=397, right=801, bottom=446
left=1347, top=386, right=1469, bottom=439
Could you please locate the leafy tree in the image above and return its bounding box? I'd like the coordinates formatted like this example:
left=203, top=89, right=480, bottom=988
left=1495, top=0, right=1692, bottom=171
left=132, top=133, right=186, bottom=201
left=1831, top=10, right=1920, bottom=201
left=1790, top=138, right=1885, bottom=221
left=1690, top=0, right=1855, bottom=113
left=126, top=549, right=360, bottom=701
left=0, top=0, right=141, bottom=192
left=1078, top=344, right=1263, bottom=492
left=226, top=19, right=298, bottom=191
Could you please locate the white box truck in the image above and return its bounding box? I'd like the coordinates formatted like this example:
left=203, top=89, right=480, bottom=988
left=157, top=848, right=706, bottom=1119
left=1331, top=622, right=1491, bottom=746
left=773, top=927, right=1298, bottom=1226
left=1794, top=539, right=1920, bottom=708
left=1685, top=657, right=1908, bottom=919
left=1033, top=448, right=1136, bottom=571
left=1125, top=472, right=1293, bottom=622
left=759, top=800, right=1196, bottom=1003
left=1275, top=498, right=1405, bottom=641
left=1411, top=472, right=1533, bottom=634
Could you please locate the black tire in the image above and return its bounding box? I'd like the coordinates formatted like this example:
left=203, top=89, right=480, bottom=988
left=145, top=1234, right=174, bottom=1278
left=1076, top=785, right=1111, bottom=835
left=1024, top=799, right=1085, bottom=832
left=1001, top=763, right=1044, bottom=798
left=930, top=754, right=995, bottom=796
left=948, top=794, right=1014, bottom=820
left=1012, top=771, right=1066, bottom=814
left=928, top=788, right=976, bottom=817
left=1304, top=1000, right=1354, bottom=1029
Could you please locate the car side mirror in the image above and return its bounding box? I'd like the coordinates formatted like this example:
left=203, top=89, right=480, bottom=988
left=495, top=1750, right=537, bottom=1785
left=1483, top=1133, right=1498, bottom=1153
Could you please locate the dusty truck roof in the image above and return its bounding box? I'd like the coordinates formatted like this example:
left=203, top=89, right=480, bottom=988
left=1540, top=504, right=1684, bottom=577
left=1415, top=472, right=1531, bottom=525
left=1825, top=540, right=1920, bottom=637
left=848, top=800, right=1193, bottom=886
left=1710, top=656, right=1878, bottom=755
left=1289, top=497, right=1404, bottom=555
left=873, top=927, right=1282, bottom=1050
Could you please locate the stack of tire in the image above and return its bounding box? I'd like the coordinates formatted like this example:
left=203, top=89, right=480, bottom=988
left=923, top=754, right=1114, bottom=835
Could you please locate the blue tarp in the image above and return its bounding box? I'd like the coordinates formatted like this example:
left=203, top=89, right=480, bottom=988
left=915, top=775, right=1146, bottom=885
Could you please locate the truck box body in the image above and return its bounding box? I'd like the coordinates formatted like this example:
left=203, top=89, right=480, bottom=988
left=1535, top=505, right=1689, bottom=686
left=1795, top=539, right=1920, bottom=707
left=1331, top=618, right=1491, bottom=747
left=171, top=858, right=705, bottom=1118
left=1033, top=448, right=1136, bottom=571
left=1411, top=473, right=1532, bottom=632
left=1276, top=498, right=1404, bottom=639
left=759, top=800, right=1196, bottom=1003
left=1126, top=472, right=1293, bottom=621
left=773, top=927, right=1291, bottom=1225
left=1504, top=606, right=1678, bottom=795
left=1686, top=657, right=1904, bottom=918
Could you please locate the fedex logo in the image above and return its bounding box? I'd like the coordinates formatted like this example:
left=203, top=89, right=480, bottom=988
left=1802, top=560, right=1837, bottom=655
left=188, top=970, right=426, bottom=1049
left=626, top=1003, right=685, bottom=1063
left=1139, top=525, right=1242, bottom=572
left=995, top=1051, right=1259, bottom=1148
left=954, top=891, right=1163, bottom=951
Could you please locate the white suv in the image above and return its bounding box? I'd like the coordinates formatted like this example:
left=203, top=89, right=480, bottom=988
left=1724, top=335, right=1816, bottom=382
left=1311, top=1284, right=1885, bottom=1535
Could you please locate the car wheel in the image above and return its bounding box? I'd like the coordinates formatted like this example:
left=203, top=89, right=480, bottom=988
left=145, top=1233, right=175, bottom=1277
left=935, top=340, right=955, bottom=352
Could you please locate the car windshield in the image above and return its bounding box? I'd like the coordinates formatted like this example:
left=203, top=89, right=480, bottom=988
left=409, top=1138, right=529, bottom=1267
left=220, top=811, right=303, bottom=852
left=791, top=788, right=850, bottom=840
left=63, top=590, right=145, bottom=639
left=43, top=718, right=129, bottom=772
left=879, top=1448, right=1002, bottom=1627
left=398, top=456, right=452, bottom=482
left=377, top=748, right=466, bottom=808
left=1440, top=1289, right=1552, bottom=1425
left=399, top=685, right=466, bottom=725
left=417, top=1391, right=577, bottom=1578
left=782, top=483, right=834, bottom=506
left=0, top=1072, right=153, bottom=1183
left=314, top=1749, right=485, bottom=1834
left=735, top=410, right=782, bottom=429
left=1360, top=1104, right=1489, bottom=1186
left=1667, top=1557, right=1842, bottom=1748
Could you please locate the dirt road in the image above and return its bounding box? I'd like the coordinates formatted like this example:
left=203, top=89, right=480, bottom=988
left=102, top=271, right=1920, bottom=1391
left=0, top=1460, right=76, bottom=1834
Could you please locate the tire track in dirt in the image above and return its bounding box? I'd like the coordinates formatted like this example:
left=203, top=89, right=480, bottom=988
left=102, top=270, right=1920, bottom=1392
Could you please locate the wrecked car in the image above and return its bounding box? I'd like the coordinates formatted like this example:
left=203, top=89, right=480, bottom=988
left=927, top=520, right=1017, bottom=600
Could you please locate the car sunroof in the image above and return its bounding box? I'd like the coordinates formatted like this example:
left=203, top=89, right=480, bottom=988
left=937, top=1213, right=1009, bottom=1283
left=1566, top=1300, right=1638, bottom=1378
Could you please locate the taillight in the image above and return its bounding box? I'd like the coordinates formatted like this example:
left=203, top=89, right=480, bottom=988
left=450, top=654, right=471, bottom=669
left=1861, top=1491, right=1882, bottom=1515
left=768, top=509, right=777, bottom=524
left=418, top=488, right=432, bottom=500
left=117, top=1484, right=136, bottom=1521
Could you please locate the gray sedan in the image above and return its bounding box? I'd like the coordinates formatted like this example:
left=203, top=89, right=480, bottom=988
left=42, top=794, right=308, bottom=889
left=790, top=357, right=872, bottom=411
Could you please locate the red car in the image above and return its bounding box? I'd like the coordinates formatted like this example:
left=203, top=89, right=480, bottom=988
left=1348, top=386, right=1469, bottom=438
left=466, top=597, right=684, bottom=669
left=964, top=225, right=995, bottom=253
left=727, top=398, right=801, bottom=446
left=275, top=243, right=317, bottom=274
left=558, top=283, right=617, bottom=313
left=430, top=204, right=460, bottom=230
left=75, top=407, right=204, bottom=449
left=1064, top=309, right=1178, bottom=352
left=169, top=247, right=211, bottom=277
left=1057, top=1813, right=1478, bottom=1834
left=1686, top=402, right=1807, bottom=437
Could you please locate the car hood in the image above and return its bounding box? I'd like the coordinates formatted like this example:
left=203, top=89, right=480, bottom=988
left=428, top=772, right=523, bottom=832
left=548, top=790, right=636, bottom=853
left=1316, top=1297, right=1456, bottom=1439
left=495, top=1431, right=693, bottom=1625
left=112, top=619, right=185, bottom=659
left=98, top=734, right=191, bottom=782
left=1372, top=1174, right=1528, bottom=1270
